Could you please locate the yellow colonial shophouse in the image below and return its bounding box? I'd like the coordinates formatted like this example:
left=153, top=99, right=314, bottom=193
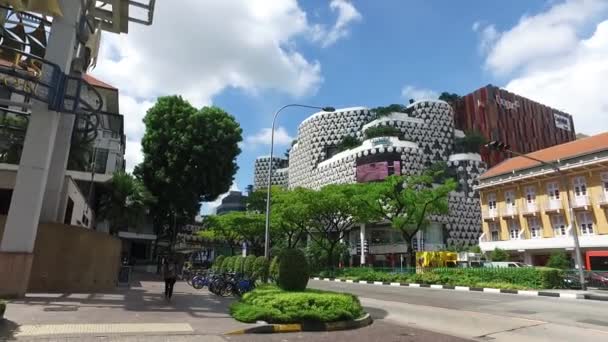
left=476, top=133, right=608, bottom=267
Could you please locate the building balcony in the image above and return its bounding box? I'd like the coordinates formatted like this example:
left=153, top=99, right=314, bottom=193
left=482, top=208, right=499, bottom=221
left=500, top=205, right=518, bottom=218
left=479, top=233, right=608, bottom=252
left=571, top=196, right=591, bottom=210
left=544, top=199, right=563, bottom=213
left=598, top=193, right=608, bottom=209
left=521, top=203, right=540, bottom=216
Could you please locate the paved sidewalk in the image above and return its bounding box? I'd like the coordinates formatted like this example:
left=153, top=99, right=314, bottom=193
left=1, top=274, right=252, bottom=340
left=0, top=274, right=473, bottom=341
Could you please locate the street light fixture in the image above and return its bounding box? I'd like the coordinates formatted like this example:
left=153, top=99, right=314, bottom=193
left=485, top=141, right=587, bottom=290
left=263, top=104, right=335, bottom=259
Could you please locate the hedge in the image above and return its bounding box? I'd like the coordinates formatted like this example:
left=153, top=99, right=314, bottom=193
left=319, top=267, right=562, bottom=289
left=230, top=285, right=364, bottom=323
left=243, top=255, right=257, bottom=278
left=212, top=255, right=225, bottom=272
left=253, top=256, right=270, bottom=282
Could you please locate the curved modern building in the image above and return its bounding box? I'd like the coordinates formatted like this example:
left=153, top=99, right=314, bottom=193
left=253, top=100, right=486, bottom=266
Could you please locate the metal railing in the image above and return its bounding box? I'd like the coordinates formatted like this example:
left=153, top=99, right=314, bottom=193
left=598, top=193, right=608, bottom=207
left=545, top=198, right=563, bottom=212
left=482, top=208, right=499, bottom=220
left=520, top=202, right=540, bottom=216
left=501, top=205, right=518, bottom=217
left=570, top=195, right=591, bottom=208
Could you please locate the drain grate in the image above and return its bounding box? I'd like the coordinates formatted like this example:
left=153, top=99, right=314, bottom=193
left=508, top=309, right=537, bottom=315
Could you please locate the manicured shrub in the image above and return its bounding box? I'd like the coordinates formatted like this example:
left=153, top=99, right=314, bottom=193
left=474, top=282, right=527, bottom=290
left=212, top=255, right=225, bottom=272
left=321, top=266, right=562, bottom=289
left=364, top=125, right=401, bottom=139
left=269, top=256, right=280, bottom=282
left=490, top=248, right=509, bottom=261
left=234, top=256, right=245, bottom=274
left=243, top=255, right=257, bottom=278
left=277, top=248, right=309, bottom=291
left=546, top=252, right=570, bottom=269
left=253, top=256, right=270, bottom=282
left=222, top=256, right=235, bottom=273
left=230, top=285, right=364, bottom=323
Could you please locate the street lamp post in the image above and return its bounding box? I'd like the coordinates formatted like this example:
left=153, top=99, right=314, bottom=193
left=263, top=104, right=335, bottom=259
left=485, top=141, right=587, bottom=290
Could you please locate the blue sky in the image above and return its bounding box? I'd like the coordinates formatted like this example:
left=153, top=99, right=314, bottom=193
left=92, top=0, right=608, bottom=212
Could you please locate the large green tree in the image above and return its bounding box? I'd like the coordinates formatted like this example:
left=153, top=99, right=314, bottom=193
left=304, top=184, right=362, bottom=269
left=352, top=170, right=457, bottom=267
left=135, top=96, right=242, bottom=251
left=271, top=187, right=312, bottom=249
left=97, top=171, right=154, bottom=235
left=201, top=211, right=266, bottom=255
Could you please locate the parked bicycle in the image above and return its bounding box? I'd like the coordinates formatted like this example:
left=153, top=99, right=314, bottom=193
left=196, top=272, right=256, bottom=297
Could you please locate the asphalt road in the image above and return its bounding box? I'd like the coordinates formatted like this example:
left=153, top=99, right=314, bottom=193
left=309, top=279, right=608, bottom=342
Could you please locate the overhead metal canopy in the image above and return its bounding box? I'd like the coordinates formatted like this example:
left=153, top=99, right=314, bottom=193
left=91, top=0, right=155, bottom=34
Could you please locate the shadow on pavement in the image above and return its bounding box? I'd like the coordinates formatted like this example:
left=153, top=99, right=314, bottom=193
left=9, top=272, right=237, bottom=320
left=0, top=319, right=19, bottom=340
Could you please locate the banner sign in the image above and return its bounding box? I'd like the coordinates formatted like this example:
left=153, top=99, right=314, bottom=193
left=553, top=113, right=572, bottom=131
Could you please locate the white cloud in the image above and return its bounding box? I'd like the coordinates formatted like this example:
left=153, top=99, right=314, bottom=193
left=93, top=0, right=360, bottom=171
left=401, top=85, right=438, bottom=101
left=477, top=0, right=608, bottom=75
left=246, top=126, right=293, bottom=147
left=477, top=0, right=608, bottom=135
left=311, top=0, right=362, bottom=47
left=118, top=95, right=154, bottom=171
left=472, top=21, right=498, bottom=54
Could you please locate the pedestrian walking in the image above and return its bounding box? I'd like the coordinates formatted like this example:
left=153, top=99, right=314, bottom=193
left=162, top=256, right=178, bottom=300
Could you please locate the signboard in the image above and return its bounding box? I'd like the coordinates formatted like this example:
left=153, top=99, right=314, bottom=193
left=553, top=113, right=572, bottom=131
left=356, top=161, right=401, bottom=183
left=495, top=95, right=520, bottom=110
left=371, top=137, right=392, bottom=146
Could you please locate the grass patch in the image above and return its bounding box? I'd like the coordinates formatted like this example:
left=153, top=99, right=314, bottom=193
left=230, top=285, right=364, bottom=323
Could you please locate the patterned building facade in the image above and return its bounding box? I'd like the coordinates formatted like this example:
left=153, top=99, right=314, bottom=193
left=454, top=85, right=576, bottom=168
left=254, top=101, right=487, bottom=265
left=253, top=156, right=288, bottom=190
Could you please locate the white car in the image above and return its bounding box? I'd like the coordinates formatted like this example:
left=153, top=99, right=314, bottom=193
left=484, top=261, right=531, bottom=268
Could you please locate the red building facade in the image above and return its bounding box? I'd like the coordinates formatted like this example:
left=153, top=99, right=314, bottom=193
left=454, top=85, right=576, bottom=167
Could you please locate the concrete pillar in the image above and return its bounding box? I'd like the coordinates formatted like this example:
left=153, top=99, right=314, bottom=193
left=359, top=223, right=366, bottom=265
left=523, top=251, right=533, bottom=265
left=41, top=114, right=75, bottom=222
left=0, top=0, right=82, bottom=297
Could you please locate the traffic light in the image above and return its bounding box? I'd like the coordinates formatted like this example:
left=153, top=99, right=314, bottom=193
left=485, top=140, right=511, bottom=152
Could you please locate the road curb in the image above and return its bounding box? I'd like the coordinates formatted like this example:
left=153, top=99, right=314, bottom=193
left=225, top=313, right=373, bottom=335
left=312, top=277, right=608, bottom=301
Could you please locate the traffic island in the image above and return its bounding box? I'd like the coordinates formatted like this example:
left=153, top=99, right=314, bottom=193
left=226, top=285, right=372, bottom=334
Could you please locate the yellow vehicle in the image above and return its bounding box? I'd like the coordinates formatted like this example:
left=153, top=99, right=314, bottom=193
left=416, top=251, right=457, bottom=268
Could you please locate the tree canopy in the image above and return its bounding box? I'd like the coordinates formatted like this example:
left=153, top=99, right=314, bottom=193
left=351, top=170, right=457, bottom=266
left=97, top=172, right=154, bottom=235
left=135, top=96, right=242, bottom=249
left=201, top=211, right=266, bottom=255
